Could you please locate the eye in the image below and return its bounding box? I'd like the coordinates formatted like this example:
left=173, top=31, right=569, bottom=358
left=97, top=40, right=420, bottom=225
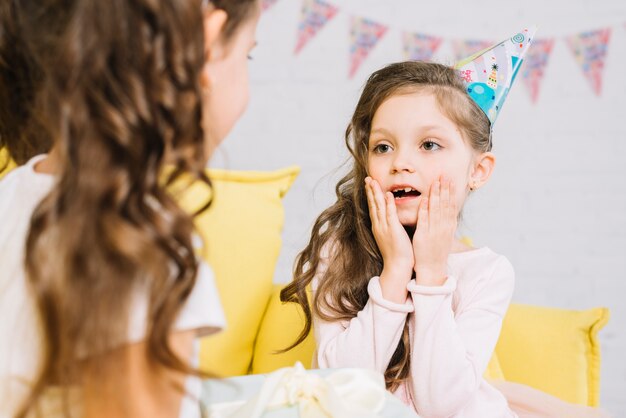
left=247, top=54, right=254, bottom=60
left=422, top=140, right=441, bottom=151
left=372, top=143, right=392, bottom=154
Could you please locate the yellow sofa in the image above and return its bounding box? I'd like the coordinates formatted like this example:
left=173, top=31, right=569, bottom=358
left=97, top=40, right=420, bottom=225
left=250, top=285, right=608, bottom=407
left=189, top=166, right=609, bottom=409
left=0, top=157, right=609, bottom=407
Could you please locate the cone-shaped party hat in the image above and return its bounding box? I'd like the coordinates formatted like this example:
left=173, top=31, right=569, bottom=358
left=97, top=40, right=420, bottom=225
left=455, top=26, right=537, bottom=125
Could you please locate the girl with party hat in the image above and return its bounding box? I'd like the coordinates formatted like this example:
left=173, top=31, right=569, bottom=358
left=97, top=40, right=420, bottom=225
left=282, top=28, right=610, bottom=417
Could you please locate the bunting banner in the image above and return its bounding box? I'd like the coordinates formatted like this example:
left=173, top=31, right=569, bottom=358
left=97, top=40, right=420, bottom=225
left=265, top=1, right=622, bottom=99
left=261, top=0, right=279, bottom=12
left=402, top=32, right=443, bottom=62
left=294, top=0, right=339, bottom=54
left=452, top=39, right=494, bottom=62
left=521, top=38, right=555, bottom=103
left=566, top=28, right=611, bottom=96
left=349, top=16, right=388, bottom=78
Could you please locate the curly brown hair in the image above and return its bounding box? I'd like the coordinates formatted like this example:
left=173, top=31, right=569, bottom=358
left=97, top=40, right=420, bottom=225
left=0, top=0, right=53, bottom=167
left=9, top=0, right=258, bottom=416
left=281, top=61, right=491, bottom=391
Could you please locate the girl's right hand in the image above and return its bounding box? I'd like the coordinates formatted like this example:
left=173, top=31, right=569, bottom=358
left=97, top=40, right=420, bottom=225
left=365, top=177, right=414, bottom=302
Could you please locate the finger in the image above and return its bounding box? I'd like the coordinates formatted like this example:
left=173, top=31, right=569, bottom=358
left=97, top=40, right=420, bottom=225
left=429, top=179, right=441, bottom=224
left=365, top=178, right=379, bottom=226
left=441, top=177, right=450, bottom=213
left=370, top=178, right=387, bottom=224
left=416, top=196, right=429, bottom=231
left=385, top=191, right=399, bottom=225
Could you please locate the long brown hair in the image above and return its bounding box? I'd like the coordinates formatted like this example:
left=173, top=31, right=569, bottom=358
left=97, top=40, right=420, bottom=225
left=13, top=0, right=258, bottom=416
left=0, top=0, right=53, bottom=167
left=281, top=61, right=491, bottom=391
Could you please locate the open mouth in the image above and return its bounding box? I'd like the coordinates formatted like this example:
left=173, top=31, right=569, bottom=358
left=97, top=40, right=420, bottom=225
left=391, top=187, right=421, bottom=199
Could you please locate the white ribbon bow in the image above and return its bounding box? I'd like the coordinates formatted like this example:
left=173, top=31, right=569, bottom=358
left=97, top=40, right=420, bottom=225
left=208, top=362, right=387, bottom=418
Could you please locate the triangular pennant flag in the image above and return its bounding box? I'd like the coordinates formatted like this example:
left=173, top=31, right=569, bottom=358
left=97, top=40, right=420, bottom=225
left=349, top=16, right=388, bottom=79
left=566, top=28, right=611, bottom=96
left=294, top=0, right=338, bottom=54
left=452, top=39, right=494, bottom=62
left=402, top=32, right=443, bottom=62
left=261, top=0, right=279, bottom=12
left=455, top=27, right=537, bottom=125
left=521, top=38, right=554, bottom=103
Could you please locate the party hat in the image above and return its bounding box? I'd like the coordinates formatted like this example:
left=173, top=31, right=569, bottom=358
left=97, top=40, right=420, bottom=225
left=455, top=26, right=537, bottom=125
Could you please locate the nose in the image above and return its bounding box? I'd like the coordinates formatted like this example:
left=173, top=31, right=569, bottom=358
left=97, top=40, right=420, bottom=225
left=390, top=150, right=415, bottom=174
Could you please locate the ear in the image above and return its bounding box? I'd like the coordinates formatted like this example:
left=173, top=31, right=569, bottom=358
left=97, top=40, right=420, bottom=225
left=200, top=8, right=228, bottom=88
left=469, top=151, right=496, bottom=190
left=203, top=8, right=229, bottom=61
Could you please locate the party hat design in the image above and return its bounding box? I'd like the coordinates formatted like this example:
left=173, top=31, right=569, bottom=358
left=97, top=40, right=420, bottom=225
left=294, top=0, right=338, bottom=54
left=261, top=0, right=279, bottom=12
left=566, top=28, right=611, bottom=96
left=455, top=26, right=537, bottom=125
left=349, top=16, right=388, bottom=79
left=522, top=38, right=555, bottom=103
left=403, top=32, right=443, bottom=62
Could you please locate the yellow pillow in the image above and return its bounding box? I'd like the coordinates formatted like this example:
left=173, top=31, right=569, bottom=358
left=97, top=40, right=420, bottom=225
left=254, top=283, right=504, bottom=379
left=177, top=167, right=299, bottom=377
left=0, top=148, right=16, bottom=179
left=495, top=303, right=609, bottom=406
left=484, top=354, right=505, bottom=381
left=251, top=284, right=316, bottom=374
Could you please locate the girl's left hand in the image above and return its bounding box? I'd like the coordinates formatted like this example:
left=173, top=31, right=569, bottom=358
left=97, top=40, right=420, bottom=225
left=412, top=177, right=458, bottom=286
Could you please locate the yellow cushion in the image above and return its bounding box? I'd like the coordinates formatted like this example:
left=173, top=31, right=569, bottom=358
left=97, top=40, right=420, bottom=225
left=251, top=284, right=316, bottom=374
left=177, top=166, right=299, bottom=377
left=254, top=284, right=505, bottom=379
left=484, top=354, right=505, bottom=381
left=0, top=148, right=16, bottom=179
left=495, top=303, right=609, bottom=406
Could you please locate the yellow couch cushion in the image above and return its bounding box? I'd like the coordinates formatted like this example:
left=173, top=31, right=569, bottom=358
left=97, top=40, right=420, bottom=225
left=251, top=284, right=316, bottom=374
left=484, top=354, right=505, bottom=381
left=495, top=303, right=609, bottom=406
left=177, top=167, right=299, bottom=377
left=0, top=148, right=16, bottom=179
left=253, top=284, right=505, bottom=379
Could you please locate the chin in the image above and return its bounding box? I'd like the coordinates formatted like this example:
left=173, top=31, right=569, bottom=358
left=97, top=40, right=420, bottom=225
left=397, top=213, right=418, bottom=227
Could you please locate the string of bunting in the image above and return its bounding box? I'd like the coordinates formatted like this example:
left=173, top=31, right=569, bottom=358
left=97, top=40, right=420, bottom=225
left=262, top=0, right=620, bottom=101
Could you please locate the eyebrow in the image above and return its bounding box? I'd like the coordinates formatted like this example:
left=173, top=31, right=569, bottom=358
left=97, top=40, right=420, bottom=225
left=370, top=125, right=449, bottom=137
left=370, top=127, right=394, bottom=137
left=416, top=125, right=450, bottom=135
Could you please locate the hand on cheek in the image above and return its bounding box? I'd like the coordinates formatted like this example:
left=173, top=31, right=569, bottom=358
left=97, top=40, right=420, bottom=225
left=412, top=176, right=457, bottom=286
left=365, top=177, right=414, bottom=303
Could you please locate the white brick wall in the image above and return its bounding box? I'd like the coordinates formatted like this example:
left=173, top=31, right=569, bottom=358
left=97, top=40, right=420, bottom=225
left=211, top=0, right=626, bottom=413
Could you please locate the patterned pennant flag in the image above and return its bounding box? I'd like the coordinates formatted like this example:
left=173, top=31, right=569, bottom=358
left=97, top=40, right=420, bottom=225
left=349, top=16, right=388, bottom=79
left=522, top=38, right=555, bottom=103
left=566, top=28, right=611, bottom=96
left=294, top=0, right=338, bottom=54
left=261, top=0, right=279, bottom=12
left=402, top=32, right=443, bottom=62
left=452, top=39, right=494, bottom=62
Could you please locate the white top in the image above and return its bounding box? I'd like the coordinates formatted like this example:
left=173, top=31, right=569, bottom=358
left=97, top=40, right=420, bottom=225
left=0, top=155, right=226, bottom=418
left=313, top=244, right=517, bottom=418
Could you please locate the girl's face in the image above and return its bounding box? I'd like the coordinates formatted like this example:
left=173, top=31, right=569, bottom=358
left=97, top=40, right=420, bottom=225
left=201, top=7, right=260, bottom=157
left=366, top=91, right=481, bottom=227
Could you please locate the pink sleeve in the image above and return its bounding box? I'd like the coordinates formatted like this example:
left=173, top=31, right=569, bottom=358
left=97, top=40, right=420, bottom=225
left=312, top=253, right=413, bottom=374
left=406, top=257, right=515, bottom=417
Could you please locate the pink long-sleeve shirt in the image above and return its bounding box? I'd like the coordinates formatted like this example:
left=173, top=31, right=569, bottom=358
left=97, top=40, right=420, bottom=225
left=312, top=246, right=517, bottom=418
